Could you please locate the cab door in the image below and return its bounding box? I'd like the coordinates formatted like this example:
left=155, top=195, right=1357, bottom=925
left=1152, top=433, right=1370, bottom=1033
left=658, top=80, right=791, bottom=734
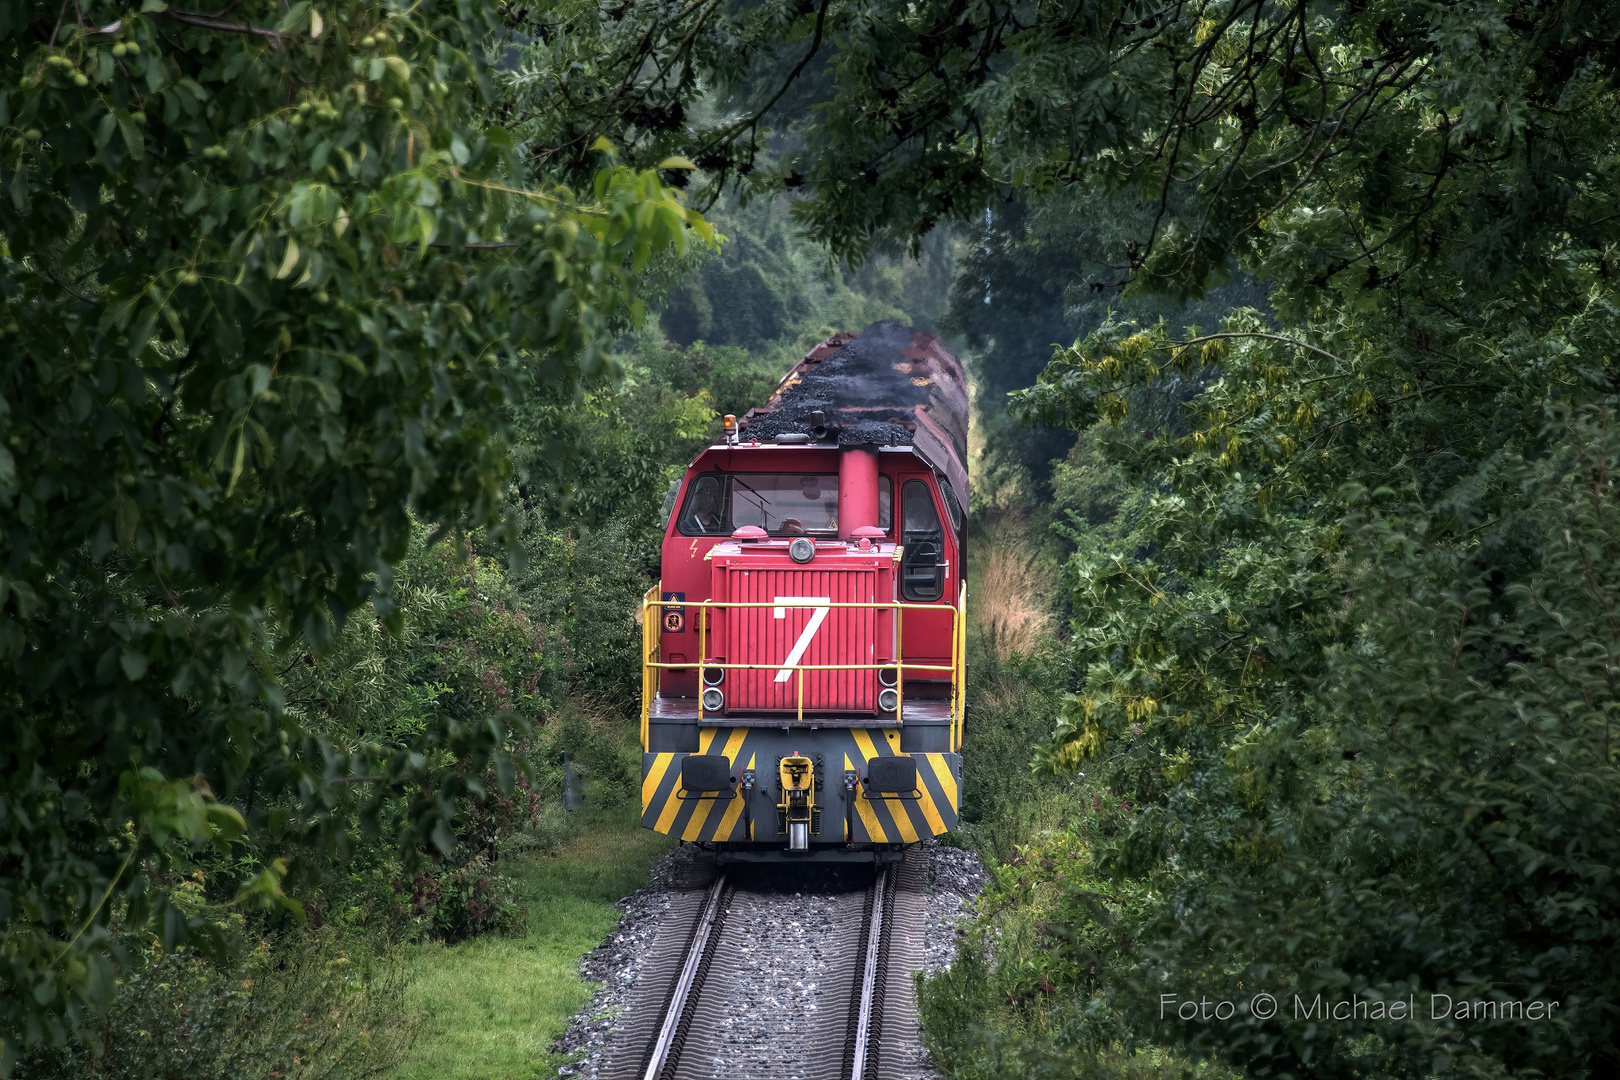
left=897, top=476, right=958, bottom=678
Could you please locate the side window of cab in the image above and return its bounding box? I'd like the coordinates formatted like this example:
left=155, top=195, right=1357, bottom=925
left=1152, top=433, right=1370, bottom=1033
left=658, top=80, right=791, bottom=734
left=900, top=480, right=944, bottom=601
left=660, top=479, right=682, bottom=529
left=938, top=477, right=965, bottom=537
left=677, top=474, right=728, bottom=535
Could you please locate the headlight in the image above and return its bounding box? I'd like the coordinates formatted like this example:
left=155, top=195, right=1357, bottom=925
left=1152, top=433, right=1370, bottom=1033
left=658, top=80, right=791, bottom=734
left=702, top=687, right=725, bottom=712
left=703, top=666, right=725, bottom=686
left=878, top=687, right=898, bottom=712
left=877, top=666, right=899, bottom=688
left=788, top=536, right=815, bottom=563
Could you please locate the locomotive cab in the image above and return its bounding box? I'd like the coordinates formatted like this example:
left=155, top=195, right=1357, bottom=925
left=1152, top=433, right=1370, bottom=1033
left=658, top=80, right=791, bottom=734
left=639, top=323, right=968, bottom=859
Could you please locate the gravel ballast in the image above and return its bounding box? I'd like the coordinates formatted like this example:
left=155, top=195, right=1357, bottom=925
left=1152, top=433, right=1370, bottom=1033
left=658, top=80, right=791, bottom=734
left=552, top=841, right=987, bottom=1079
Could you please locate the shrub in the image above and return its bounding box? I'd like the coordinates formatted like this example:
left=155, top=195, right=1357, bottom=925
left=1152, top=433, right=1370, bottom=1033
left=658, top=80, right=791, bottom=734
left=17, top=930, right=412, bottom=1080
left=918, top=824, right=1204, bottom=1080
left=408, top=849, right=523, bottom=943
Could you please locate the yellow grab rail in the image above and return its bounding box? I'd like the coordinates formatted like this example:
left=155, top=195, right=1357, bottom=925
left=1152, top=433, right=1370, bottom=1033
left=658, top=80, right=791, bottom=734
left=946, top=592, right=959, bottom=751
left=640, top=592, right=965, bottom=745
left=641, top=584, right=659, bottom=749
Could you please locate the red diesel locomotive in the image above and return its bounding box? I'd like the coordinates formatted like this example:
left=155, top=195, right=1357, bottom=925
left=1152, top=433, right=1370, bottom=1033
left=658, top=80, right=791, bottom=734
left=640, top=321, right=968, bottom=860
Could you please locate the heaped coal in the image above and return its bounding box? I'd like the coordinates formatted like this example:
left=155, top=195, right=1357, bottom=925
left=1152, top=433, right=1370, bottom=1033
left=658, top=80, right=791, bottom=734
left=741, top=321, right=968, bottom=465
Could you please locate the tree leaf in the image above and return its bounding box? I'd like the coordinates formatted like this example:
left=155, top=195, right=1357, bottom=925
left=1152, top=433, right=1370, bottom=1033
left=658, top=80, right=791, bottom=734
left=120, top=650, right=147, bottom=681
left=275, top=0, right=311, bottom=34
left=118, top=116, right=145, bottom=161
left=273, top=237, right=300, bottom=280
left=226, top=431, right=245, bottom=494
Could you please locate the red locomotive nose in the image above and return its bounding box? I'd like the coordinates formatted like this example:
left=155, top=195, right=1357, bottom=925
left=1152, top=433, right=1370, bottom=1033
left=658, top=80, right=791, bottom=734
left=643, top=322, right=967, bottom=855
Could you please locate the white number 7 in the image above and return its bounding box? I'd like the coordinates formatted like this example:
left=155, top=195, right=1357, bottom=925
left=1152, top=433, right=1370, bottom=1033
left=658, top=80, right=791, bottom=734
left=772, top=597, right=830, bottom=683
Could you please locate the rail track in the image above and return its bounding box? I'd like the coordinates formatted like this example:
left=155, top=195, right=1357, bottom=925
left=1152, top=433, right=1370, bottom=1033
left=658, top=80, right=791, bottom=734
left=599, top=857, right=929, bottom=1080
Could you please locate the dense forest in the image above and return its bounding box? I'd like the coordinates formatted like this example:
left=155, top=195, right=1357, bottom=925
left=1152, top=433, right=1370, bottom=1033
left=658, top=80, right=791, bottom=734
left=5, top=0, right=1620, bottom=1077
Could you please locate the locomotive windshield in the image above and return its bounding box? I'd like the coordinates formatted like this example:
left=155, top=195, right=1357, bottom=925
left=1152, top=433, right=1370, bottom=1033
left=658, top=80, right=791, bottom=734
left=676, top=472, right=893, bottom=537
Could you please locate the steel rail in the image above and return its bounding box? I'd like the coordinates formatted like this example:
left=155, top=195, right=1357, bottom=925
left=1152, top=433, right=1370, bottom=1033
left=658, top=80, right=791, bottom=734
left=641, top=871, right=729, bottom=1080
left=849, top=866, right=890, bottom=1080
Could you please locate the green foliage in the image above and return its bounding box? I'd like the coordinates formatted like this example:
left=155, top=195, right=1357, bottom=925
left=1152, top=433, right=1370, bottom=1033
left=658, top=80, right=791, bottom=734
left=0, top=0, right=710, bottom=1059
left=1022, top=398, right=1620, bottom=1078
left=495, top=0, right=1620, bottom=302
left=658, top=208, right=815, bottom=351
left=258, top=523, right=654, bottom=943
left=283, top=531, right=564, bottom=751
left=633, top=334, right=782, bottom=420
left=404, top=849, right=522, bottom=943
left=510, top=364, right=715, bottom=536
left=654, top=196, right=956, bottom=363
left=506, top=517, right=659, bottom=705
left=920, top=796, right=1214, bottom=1080
left=925, top=523, right=1190, bottom=1079
left=948, top=197, right=1265, bottom=506
left=1006, top=182, right=1620, bottom=1080
left=16, top=928, right=411, bottom=1080
left=789, top=0, right=1620, bottom=1074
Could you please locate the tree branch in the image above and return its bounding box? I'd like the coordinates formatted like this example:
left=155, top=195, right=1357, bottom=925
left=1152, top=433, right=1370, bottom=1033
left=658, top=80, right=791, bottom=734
left=162, top=9, right=288, bottom=39
left=426, top=240, right=523, bottom=250
left=696, top=0, right=832, bottom=157
left=1171, top=331, right=1347, bottom=367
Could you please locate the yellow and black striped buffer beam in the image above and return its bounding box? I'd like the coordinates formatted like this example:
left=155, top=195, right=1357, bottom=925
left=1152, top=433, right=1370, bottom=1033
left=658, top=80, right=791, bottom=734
left=641, top=727, right=961, bottom=844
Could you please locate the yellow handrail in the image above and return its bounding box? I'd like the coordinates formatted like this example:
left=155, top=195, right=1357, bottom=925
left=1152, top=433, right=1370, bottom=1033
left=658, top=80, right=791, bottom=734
left=641, top=584, right=659, bottom=748
left=650, top=661, right=955, bottom=671
left=641, top=591, right=965, bottom=746
left=954, top=586, right=968, bottom=751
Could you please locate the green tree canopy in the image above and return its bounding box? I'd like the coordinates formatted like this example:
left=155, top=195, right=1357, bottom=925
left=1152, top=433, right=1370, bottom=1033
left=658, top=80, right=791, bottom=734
left=0, top=0, right=707, bottom=1063
left=989, top=0, right=1620, bottom=1075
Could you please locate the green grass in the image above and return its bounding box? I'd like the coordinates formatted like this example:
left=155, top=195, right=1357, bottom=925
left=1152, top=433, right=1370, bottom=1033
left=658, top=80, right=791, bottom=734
left=389, top=802, right=674, bottom=1080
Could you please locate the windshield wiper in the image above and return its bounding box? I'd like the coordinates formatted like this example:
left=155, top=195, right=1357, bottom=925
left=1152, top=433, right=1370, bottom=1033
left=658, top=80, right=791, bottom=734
left=728, top=475, right=775, bottom=531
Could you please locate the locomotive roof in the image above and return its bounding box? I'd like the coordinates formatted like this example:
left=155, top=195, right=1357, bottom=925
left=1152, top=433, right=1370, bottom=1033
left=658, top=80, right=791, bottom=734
left=738, top=321, right=969, bottom=497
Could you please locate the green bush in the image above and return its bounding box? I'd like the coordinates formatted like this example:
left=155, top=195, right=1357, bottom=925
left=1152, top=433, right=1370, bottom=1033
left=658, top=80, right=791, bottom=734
left=1014, top=340, right=1620, bottom=1076
left=0, top=0, right=710, bottom=1049
left=17, top=930, right=412, bottom=1080
left=506, top=516, right=659, bottom=708
left=508, top=364, right=714, bottom=541
left=918, top=815, right=1207, bottom=1080
left=254, top=527, right=575, bottom=944
left=631, top=334, right=784, bottom=420
left=406, top=849, right=522, bottom=944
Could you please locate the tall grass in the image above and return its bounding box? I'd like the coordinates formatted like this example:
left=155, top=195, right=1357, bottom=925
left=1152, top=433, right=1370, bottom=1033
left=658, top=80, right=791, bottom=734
left=970, top=517, right=1053, bottom=663
left=957, top=509, right=1076, bottom=862
left=923, top=508, right=1219, bottom=1079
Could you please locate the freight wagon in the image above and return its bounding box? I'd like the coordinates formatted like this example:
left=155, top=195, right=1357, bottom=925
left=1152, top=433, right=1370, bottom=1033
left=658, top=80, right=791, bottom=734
left=640, top=321, right=968, bottom=861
